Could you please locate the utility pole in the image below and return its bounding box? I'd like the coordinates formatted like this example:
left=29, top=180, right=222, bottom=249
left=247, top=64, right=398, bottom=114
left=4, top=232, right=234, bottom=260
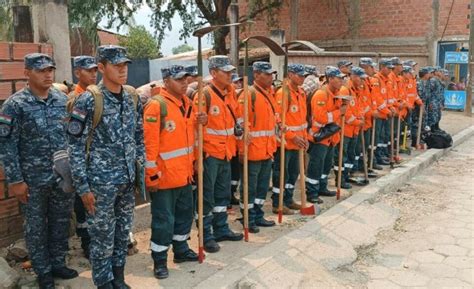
left=466, top=0, right=473, bottom=116
left=230, top=0, right=239, bottom=69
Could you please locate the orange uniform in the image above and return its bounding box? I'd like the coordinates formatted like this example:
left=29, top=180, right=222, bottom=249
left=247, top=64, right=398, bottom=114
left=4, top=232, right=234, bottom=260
left=143, top=88, right=195, bottom=189
left=236, top=83, right=277, bottom=161
left=404, top=77, right=423, bottom=109
left=275, top=84, right=308, bottom=150
left=342, top=83, right=363, bottom=138
left=194, top=80, right=237, bottom=160
left=370, top=73, right=391, bottom=119
left=309, top=85, right=344, bottom=146
left=73, top=84, right=86, bottom=95
left=358, top=80, right=374, bottom=131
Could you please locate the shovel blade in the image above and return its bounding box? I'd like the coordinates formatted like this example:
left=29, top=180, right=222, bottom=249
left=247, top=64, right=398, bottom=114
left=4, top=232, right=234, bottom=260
left=300, top=205, right=316, bottom=215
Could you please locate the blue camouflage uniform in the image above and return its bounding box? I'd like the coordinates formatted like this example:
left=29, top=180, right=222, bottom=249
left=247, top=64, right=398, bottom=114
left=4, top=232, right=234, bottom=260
left=67, top=45, right=145, bottom=286
left=0, top=54, right=74, bottom=277
left=72, top=55, right=98, bottom=258
left=412, top=67, right=431, bottom=140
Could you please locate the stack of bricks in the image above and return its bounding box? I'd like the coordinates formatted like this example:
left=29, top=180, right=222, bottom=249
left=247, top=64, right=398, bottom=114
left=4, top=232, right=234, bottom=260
left=0, top=42, right=54, bottom=104
left=0, top=41, right=53, bottom=246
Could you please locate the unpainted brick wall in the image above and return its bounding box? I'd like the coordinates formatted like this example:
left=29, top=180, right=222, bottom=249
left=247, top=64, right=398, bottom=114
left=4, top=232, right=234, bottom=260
left=0, top=41, right=53, bottom=246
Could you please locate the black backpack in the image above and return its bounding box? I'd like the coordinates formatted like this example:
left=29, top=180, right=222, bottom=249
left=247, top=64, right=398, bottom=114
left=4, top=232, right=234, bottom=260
left=423, top=130, right=453, bottom=149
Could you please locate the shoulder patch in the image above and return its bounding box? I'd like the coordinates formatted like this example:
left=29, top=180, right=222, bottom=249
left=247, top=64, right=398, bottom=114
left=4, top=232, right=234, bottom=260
left=71, top=108, right=87, bottom=121
left=0, top=114, right=13, bottom=125
left=317, top=101, right=326, bottom=106
left=67, top=119, right=84, bottom=136
left=146, top=116, right=157, bottom=123
left=0, top=124, right=12, bottom=137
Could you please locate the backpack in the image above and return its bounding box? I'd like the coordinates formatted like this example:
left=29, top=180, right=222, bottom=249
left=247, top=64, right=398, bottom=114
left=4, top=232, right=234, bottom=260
left=148, top=94, right=168, bottom=131
left=423, top=130, right=453, bottom=149
left=68, top=84, right=139, bottom=156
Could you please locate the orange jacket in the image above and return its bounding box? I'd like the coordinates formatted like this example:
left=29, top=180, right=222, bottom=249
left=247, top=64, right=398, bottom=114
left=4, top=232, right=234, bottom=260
left=404, top=77, right=423, bottom=109
left=236, top=83, right=277, bottom=161
left=344, top=83, right=363, bottom=137
left=358, top=80, right=374, bottom=131
left=370, top=73, right=391, bottom=119
left=143, top=88, right=195, bottom=189
left=193, top=81, right=237, bottom=160
left=73, top=84, right=86, bottom=95
left=309, top=85, right=343, bottom=146
left=275, top=84, right=308, bottom=150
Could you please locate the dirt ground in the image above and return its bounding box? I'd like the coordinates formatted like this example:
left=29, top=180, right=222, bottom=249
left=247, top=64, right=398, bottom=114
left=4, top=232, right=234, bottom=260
left=7, top=110, right=473, bottom=289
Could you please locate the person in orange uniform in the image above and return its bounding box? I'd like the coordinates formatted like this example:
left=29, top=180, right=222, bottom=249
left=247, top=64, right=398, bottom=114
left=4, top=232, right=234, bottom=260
left=144, top=65, right=207, bottom=279
left=193, top=56, right=243, bottom=253
left=343, top=67, right=367, bottom=184
left=359, top=57, right=384, bottom=171
left=272, top=64, right=308, bottom=214
left=389, top=57, right=407, bottom=155
left=306, top=66, right=348, bottom=204
left=70, top=55, right=98, bottom=259
left=371, top=59, right=395, bottom=165
left=401, top=64, right=422, bottom=150
left=236, top=61, right=278, bottom=233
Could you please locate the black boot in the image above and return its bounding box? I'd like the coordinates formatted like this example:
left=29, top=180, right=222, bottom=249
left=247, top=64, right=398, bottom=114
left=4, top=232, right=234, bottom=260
left=52, top=266, right=79, bottom=279
left=38, top=272, right=55, bottom=289
left=98, top=281, right=114, bottom=289
left=153, top=261, right=169, bottom=279
left=112, top=266, right=130, bottom=289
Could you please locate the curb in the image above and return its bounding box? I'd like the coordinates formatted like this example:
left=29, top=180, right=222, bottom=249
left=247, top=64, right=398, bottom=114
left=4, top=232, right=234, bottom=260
left=193, top=125, right=474, bottom=288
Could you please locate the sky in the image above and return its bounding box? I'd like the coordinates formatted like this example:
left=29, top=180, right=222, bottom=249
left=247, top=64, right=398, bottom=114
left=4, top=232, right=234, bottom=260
left=100, top=5, right=212, bottom=57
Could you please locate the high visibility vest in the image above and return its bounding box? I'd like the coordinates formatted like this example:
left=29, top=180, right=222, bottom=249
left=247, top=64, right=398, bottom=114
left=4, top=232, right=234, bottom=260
left=275, top=84, right=308, bottom=150
left=237, top=83, right=277, bottom=161
left=143, top=88, right=195, bottom=189
left=370, top=73, right=391, bottom=119
left=193, top=83, right=237, bottom=160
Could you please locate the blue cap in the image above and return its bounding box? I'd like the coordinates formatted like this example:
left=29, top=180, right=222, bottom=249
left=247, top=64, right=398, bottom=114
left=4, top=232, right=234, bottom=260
left=350, top=66, right=368, bottom=78
left=304, top=64, right=319, bottom=75
left=419, top=67, right=430, bottom=74
left=253, top=61, right=276, bottom=74
left=208, top=55, right=235, bottom=72
left=390, top=57, right=402, bottom=66
left=337, top=60, right=352, bottom=68
left=96, top=45, right=131, bottom=65
left=359, top=57, right=377, bottom=67
left=379, top=58, right=394, bottom=68
left=73, top=55, right=97, bottom=69
left=433, top=66, right=442, bottom=72
left=325, top=66, right=345, bottom=78
left=185, top=65, right=198, bottom=76
left=402, top=59, right=417, bottom=67
left=288, top=64, right=308, bottom=76
left=231, top=73, right=243, bottom=82
left=161, top=65, right=189, bottom=79
left=442, top=69, right=450, bottom=76
left=24, top=53, right=56, bottom=70
left=426, top=66, right=435, bottom=73
left=402, top=65, right=413, bottom=73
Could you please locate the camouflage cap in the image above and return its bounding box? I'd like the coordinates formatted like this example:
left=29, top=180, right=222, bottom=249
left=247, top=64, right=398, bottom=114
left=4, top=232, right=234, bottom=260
left=73, top=55, right=97, bottom=69
left=96, top=45, right=131, bottom=65
left=231, top=73, right=243, bottom=82
left=359, top=57, right=377, bottom=67
left=337, top=60, right=352, bottom=68
left=350, top=66, right=368, bottom=78
left=390, top=57, right=402, bottom=66
left=304, top=64, right=319, bottom=75
left=24, top=53, right=56, bottom=70
left=253, top=61, right=276, bottom=74
left=379, top=58, right=395, bottom=68
left=442, top=69, right=450, bottom=76
left=208, top=55, right=235, bottom=72
left=161, top=65, right=189, bottom=80
left=419, top=67, right=430, bottom=74
left=402, top=65, right=413, bottom=73
left=325, top=66, right=345, bottom=78
left=402, top=59, right=417, bottom=67
left=288, top=63, right=308, bottom=76
left=433, top=66, right=442, bottom=72
left=185, top=65, right=198, bottom=76
left=426, top=66, right=435, bottom=73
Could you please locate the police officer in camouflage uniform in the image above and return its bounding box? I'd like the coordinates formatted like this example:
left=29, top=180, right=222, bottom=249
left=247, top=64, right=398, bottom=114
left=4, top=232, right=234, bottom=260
left=429, top=66, right=445, bottom=131
left=411, top=67, right=431, bottom=147
left=67, top=45, right=145, bottom=289
left=0, top=53, right=78, bottom=289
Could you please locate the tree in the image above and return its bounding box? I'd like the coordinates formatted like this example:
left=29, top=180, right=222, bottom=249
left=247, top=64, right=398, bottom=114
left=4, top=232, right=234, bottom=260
left=118, top=25, right=160, bottom=59
left=172, top=43, right=194, bottom=55
left=67, top=0, right=284, bottom=55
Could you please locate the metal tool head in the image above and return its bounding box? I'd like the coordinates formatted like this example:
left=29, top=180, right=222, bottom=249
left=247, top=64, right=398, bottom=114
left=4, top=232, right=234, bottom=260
left=242, top=36, right=286, bottom=56
left=281, top=40, right=324, bottom=54
left=334, top=95, right=353, bottom=101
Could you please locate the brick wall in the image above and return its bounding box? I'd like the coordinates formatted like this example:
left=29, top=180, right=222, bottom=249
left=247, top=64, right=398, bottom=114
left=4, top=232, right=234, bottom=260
left=239, top=0, right=470, bottom=52
left=0, top=41, right=53, bottom=247
left=0, top=42, right=53, bottom=103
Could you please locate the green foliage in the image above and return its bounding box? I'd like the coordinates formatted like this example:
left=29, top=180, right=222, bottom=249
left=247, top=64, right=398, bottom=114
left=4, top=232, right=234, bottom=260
left=0, top=5, right=13, bottom=41
left=172, top=43, right=194, bottom=54
left=118, top=25, right=160, bottom=59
